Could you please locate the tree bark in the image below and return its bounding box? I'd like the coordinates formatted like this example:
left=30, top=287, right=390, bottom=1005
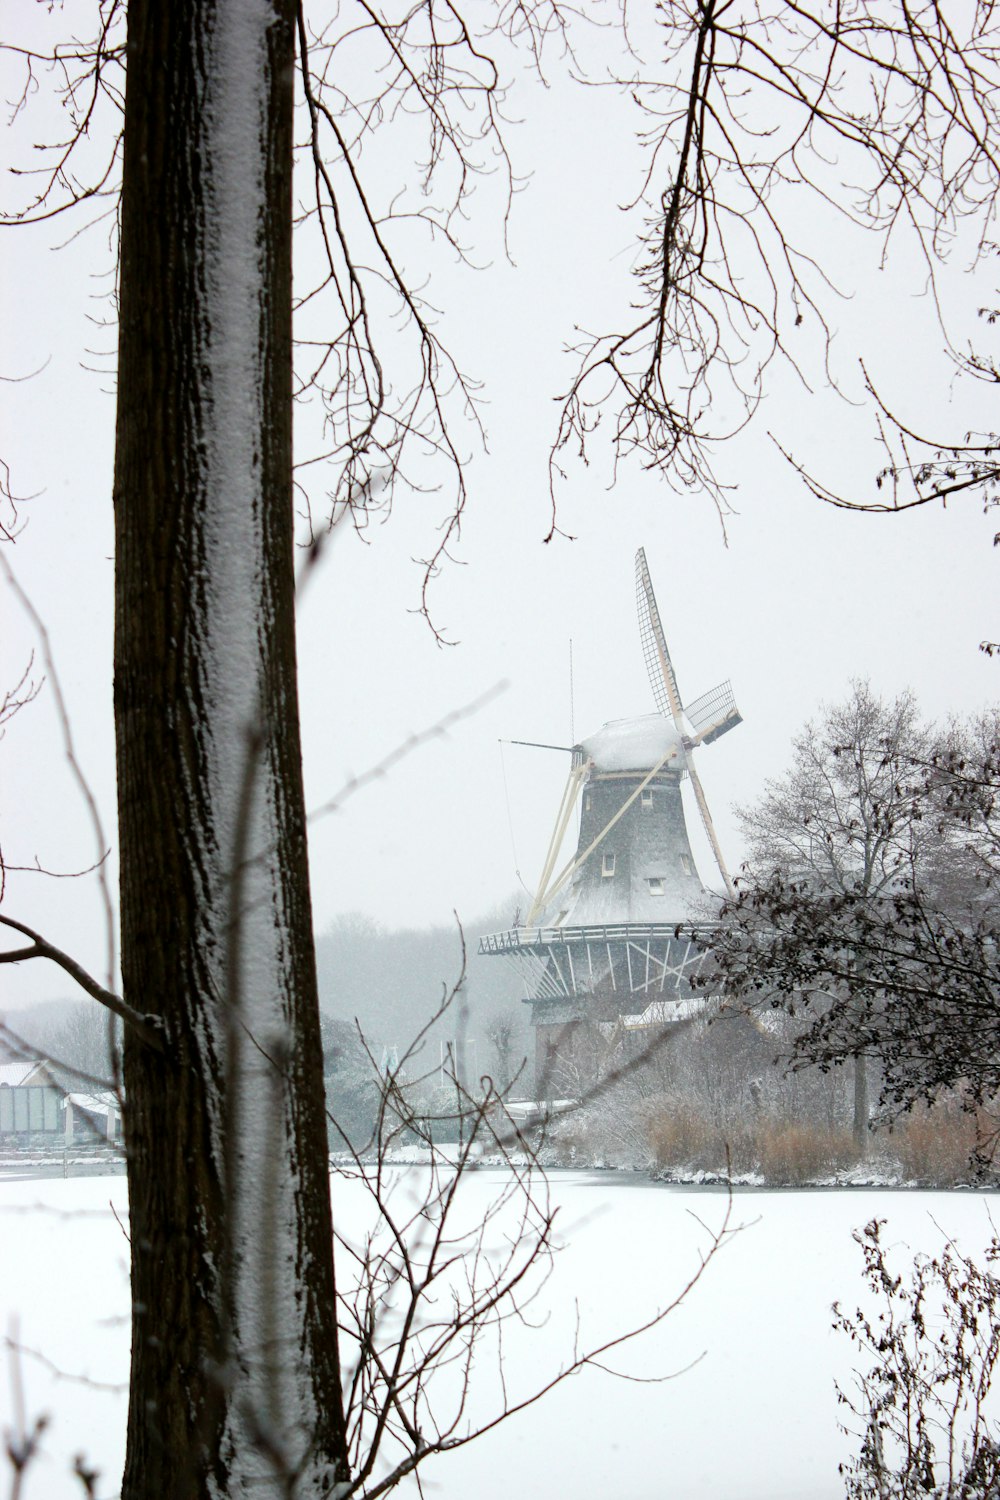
left=113, top=3, right=348, bottom=1493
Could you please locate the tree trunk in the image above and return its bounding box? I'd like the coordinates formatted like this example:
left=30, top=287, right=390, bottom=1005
left=114, top=3, right=348, bottom=1493
left=853, top=1052, right=870, bottom=1157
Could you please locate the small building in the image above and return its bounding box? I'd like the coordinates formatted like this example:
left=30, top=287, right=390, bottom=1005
left=63, top=1090, right=121, bottom=1144
left=0, top=1059, right=64, bottom=1139
left=0, top=1057, right=121, bottom=1146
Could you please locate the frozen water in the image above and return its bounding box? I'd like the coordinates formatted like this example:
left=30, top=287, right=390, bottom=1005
left=2, top=1168, right=998, bottom=1499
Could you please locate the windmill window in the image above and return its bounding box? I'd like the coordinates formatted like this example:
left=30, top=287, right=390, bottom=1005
left=679, top=854, right=694, bottom=876
left=601, top=853, right=616, bottom=878
left=583, top=791, right=592, bottom=812
left=647, top=877, right=664, bottom=896
left=641, top=788, right=653, bottom=806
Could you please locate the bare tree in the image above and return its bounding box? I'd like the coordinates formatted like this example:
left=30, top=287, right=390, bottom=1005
left=0, top=9, right=728, bottom=1487
left=704, top=683, right=932, bottom=1152
left=110, top=5, right=347, bottom=1490
left=484, top=1006, right=520, bottom=1093
left=705, top=695, right=1000, bottom=1155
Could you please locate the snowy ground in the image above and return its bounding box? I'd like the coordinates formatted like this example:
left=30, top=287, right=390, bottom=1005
left=2, top=1168, right=999, bottom=1499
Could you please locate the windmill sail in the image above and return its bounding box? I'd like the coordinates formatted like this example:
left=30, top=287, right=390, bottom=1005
left=634, top=547, right=739, bottom=898
left=684, top=680, right=742, bottom=746
left=635, top=547, right=684, bottom=724
left=685, top=755, right=736, bottom=898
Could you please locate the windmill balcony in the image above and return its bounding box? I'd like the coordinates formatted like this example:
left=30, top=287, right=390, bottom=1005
left=478, top=920, right=720, bottom=1012
left=478, top=921, right=717, bottom=954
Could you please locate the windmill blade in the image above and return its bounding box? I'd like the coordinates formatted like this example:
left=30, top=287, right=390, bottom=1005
left=525, top=762, right=587, bottom=926
left=684, top=751, right=736, bottom=899
left=635, top=546, right=738, bottom=896
left=635, top=548, right=684, bottom=727
left=684, top=679, right=743, bottom=746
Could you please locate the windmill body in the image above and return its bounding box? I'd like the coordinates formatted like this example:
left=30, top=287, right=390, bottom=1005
left=480, top=549, right=741, bottom=1096
left=537, top=715, right=703, bottom=928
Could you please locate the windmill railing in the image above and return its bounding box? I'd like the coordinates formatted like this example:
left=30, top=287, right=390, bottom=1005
left=478, top=921, right=721, bottom=955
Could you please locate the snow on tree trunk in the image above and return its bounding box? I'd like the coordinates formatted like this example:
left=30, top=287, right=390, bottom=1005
left=114, top=3, right=349, bottom=1493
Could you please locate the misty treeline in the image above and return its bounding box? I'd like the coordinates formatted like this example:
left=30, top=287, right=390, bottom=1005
left=9, top=899, right=531, bottom=1145
left=6, top=998, right=113, bottom=1090
left=315, top=904, right=531, bottom=1146
left=314, top=905, right=526, bottom=1066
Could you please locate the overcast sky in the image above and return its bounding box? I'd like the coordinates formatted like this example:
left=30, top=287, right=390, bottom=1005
left=2, top=9, right=997, bottom=1010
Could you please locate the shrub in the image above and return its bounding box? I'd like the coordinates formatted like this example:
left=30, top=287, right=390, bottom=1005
left=836, top=1218, right=1000, bottom=1499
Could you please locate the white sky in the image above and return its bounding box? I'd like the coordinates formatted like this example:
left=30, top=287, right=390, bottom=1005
left=2, top=10, right=997, bottom=1009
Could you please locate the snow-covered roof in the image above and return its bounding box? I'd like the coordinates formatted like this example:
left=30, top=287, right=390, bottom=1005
left=579, top=715, right=684, bottom=773
left=620, top=997, right=708, bottom=1028
left=0, top=1060, right=50, bottom=1089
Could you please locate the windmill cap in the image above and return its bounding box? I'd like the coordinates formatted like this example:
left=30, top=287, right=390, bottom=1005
left=578, top=714, right=685, bottom=773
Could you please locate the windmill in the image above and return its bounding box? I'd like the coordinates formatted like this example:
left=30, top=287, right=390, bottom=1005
left=480, top=547, right=742, bottom=1094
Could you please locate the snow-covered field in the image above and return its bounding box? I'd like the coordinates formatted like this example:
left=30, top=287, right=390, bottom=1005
left=3, top=1168, right=998, bottom=1499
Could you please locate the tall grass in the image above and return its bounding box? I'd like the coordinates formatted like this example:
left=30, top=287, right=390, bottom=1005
left=646, top=1103, right=857, bottom=1183
left=546, top=1081, right=987, bottom=1186
left=884, top=1102, right=983, bottom=1186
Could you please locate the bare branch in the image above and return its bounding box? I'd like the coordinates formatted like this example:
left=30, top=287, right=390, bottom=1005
left=553, top=1, right=1000, bottom=514
left=0, top=557, right=117, bottom=996
left=0, top=914, right=163, bottom=1051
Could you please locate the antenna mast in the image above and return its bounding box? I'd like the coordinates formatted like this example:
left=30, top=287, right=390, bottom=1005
left=568, top=637, right=575, bottom=746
